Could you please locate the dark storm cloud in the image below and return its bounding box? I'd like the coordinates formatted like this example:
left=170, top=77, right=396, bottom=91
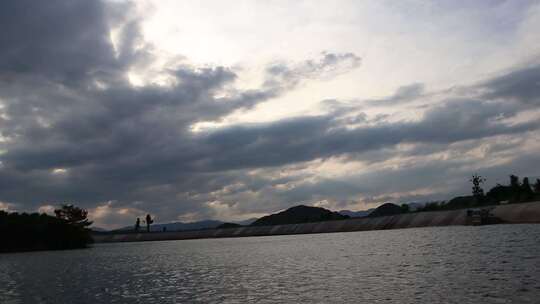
left=0, top=0, right=538, bottom=226
left=0, top=0, right=117, bottom=85
left=199, top=98, right=537, bottom=170
left=482, top=65, right=540, bottom=105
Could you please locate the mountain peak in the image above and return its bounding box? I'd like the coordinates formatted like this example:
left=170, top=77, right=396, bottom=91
left=251, top=205, right=349, bottom=226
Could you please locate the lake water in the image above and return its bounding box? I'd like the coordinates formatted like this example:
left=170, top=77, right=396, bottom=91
left=1, top=224, right=540, bottom=303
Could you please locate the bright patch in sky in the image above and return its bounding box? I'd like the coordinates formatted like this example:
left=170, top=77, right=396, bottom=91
left=138, top=0, right=540, bottom=126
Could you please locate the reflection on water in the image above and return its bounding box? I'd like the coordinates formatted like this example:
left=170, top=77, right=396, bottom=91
left=1, top=224, right=540, bottom=303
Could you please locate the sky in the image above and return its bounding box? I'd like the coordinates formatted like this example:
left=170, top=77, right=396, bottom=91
left=0, top=0, right=539, bottom=229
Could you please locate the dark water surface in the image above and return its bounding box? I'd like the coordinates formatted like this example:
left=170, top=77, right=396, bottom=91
left=1, top=224, right=540, bottom=303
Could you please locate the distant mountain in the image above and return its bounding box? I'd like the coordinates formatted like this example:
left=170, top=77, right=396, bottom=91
left=216, top=222, right=243, bottom=229
left=338, top=208, right=375, bottom=218
left=236, top=217, right=258, bottom=226
left=368, top=203, right=403, bottom=218
left=117, top=220, right=225, bottom=232
left=251, top=205, right=349, bottom=226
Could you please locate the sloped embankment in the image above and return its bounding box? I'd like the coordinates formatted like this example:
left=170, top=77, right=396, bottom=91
left=93, top=201, right=540, bottom=243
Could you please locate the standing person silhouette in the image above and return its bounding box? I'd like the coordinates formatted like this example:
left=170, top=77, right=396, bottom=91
left=134, top=217, right=140, bottom=232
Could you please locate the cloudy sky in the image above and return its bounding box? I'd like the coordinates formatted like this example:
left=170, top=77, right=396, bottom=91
left=1, top=0, right=539, bottom=229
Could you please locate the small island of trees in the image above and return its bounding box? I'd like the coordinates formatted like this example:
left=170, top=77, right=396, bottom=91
left=0, top=204, right=93, bottom=253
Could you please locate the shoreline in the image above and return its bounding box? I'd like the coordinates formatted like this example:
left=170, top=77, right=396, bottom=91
left=92, top=201, right=540, bottom=244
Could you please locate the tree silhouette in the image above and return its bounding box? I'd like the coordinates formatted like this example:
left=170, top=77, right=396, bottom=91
left=145, top=214, right=153, bottom=232
left=470, top=174, right=486, bottom=198
left=54, top=204, right=92, bottom=228
left=522, top=177, right=533, bottom=192
left=510, top=175, right=520, bottom=188
left=520, top=177, right=534, bottom=201
left=534, top=179, right=540, bottom=194
left=400, top=204, right=410, bottom=213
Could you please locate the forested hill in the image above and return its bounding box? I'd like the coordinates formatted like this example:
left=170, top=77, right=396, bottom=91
left=250, top=205, right=349, bottom=226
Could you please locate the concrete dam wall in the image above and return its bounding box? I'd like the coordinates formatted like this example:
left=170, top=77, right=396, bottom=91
left=93, top=201, right=540, bottom=243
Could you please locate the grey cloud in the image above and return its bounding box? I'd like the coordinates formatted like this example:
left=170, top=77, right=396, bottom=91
left=264, top=51, right=361, bottom=88
left=366, top=83, right=425, bottom=106
left=198, top=98, right=537, bottom=171
left=482, top=65, right=540, bottom=105
left=215, top=138, right=540, bottom=215
left=0, top=0, right=118, bottom=85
